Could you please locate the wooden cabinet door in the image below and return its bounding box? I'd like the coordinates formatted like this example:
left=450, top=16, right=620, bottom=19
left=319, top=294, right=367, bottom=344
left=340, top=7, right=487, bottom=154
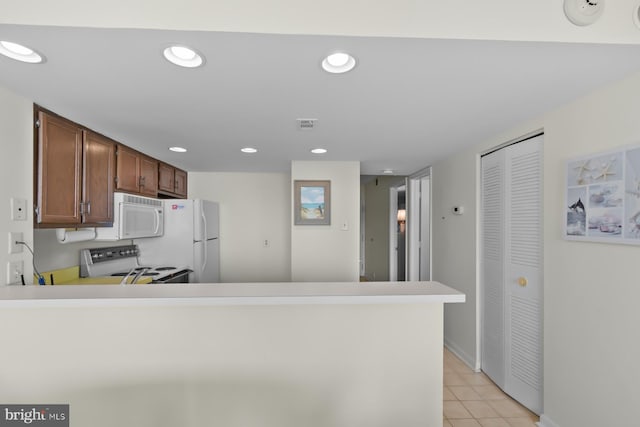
left=37, top=112, right=82, bottom=224
left=140, top=156, right=158, bottom=196
left=174, top=168, right=188, bottom=197
left=116, top=144, right=140, bottom=193
left=158, top=162, right=175, bottom=193
left=83, top=131, right=115, bottom=225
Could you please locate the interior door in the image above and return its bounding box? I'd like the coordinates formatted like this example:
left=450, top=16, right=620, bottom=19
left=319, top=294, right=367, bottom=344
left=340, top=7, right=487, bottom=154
left=481, top=134, right=543, bottom=415
left=481, top=147, right=506, bottom=388
left=504, top=136, right=543, bottom=414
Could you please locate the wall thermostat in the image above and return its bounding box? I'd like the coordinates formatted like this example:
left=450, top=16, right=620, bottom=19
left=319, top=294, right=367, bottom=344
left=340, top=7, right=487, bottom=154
left=452, top=206, right=464, bottom=215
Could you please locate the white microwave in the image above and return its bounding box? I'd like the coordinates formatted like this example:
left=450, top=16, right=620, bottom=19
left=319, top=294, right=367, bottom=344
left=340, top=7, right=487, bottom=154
left=95, top=192, right=164, bottom=240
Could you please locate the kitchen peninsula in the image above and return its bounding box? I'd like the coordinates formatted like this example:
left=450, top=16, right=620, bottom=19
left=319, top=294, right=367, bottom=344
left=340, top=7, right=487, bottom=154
left=0, top=281, right=464, bottom=427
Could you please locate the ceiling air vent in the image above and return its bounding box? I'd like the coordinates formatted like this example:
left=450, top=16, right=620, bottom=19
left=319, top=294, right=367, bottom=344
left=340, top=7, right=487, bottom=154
left=297, top=118, right=317, bottom=130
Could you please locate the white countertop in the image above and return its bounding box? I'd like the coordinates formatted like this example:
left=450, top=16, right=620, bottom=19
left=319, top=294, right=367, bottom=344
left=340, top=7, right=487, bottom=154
left=0, top=281, right=465, bottom=307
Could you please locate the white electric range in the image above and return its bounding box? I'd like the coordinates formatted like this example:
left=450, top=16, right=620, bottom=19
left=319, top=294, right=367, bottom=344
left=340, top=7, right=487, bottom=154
left=80, top=244, right=192, bottom=284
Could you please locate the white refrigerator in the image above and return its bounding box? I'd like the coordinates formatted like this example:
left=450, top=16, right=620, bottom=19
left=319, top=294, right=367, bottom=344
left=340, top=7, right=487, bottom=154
left=135, top=199, right=220, bottom=283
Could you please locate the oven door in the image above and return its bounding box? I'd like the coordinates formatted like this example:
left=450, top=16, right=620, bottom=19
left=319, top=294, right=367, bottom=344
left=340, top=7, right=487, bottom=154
left=152, top=269, right=192, bottom=284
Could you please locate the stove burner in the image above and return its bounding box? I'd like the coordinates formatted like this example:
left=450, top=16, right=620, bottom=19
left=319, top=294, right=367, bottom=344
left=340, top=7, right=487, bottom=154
left=153, top=266, right=177, bottom=271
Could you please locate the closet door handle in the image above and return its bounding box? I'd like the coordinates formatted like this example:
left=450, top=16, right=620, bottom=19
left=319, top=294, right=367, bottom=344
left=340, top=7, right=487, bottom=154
left=517, top=277, right=528, bottom=287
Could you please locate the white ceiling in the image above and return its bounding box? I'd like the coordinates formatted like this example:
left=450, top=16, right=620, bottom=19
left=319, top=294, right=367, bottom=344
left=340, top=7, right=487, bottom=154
left=2, top=23, right=640, bottom=175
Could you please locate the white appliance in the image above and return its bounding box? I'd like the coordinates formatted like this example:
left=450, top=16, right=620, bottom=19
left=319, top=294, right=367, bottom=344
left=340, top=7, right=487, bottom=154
left=135, top=199, right=219, bottom=283
left=95, top=192, right=164, bottom=240
left=80, top=244, right=192, bottom=284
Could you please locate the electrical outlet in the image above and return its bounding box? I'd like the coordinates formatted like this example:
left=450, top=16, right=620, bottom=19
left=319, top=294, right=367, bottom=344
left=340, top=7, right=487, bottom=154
left=7, top=261, right=23, bottom=285
left=8, top=232, right=23, bottom=254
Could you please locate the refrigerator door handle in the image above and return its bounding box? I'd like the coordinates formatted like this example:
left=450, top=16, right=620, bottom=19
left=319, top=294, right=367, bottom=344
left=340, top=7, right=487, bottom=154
left=200, top=209, right=208, bottom=274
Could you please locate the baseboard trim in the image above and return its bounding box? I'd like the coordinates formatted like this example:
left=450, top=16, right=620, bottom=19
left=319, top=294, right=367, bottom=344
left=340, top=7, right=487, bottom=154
left=444, top=337, right=478, bottom=372
left=537, top=414, right=559, bottom=427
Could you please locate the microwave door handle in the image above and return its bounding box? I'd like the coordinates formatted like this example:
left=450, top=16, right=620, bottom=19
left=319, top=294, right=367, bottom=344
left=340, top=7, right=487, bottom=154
left=154, top=209, right=161, bottom=234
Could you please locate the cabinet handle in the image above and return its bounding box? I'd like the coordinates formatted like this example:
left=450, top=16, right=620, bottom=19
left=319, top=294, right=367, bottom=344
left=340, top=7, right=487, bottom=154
left=79, top=202, right=84, bottom=216
left=517, top=277, right=528, bottom=287
left=86, top=201, right=91, bottom=215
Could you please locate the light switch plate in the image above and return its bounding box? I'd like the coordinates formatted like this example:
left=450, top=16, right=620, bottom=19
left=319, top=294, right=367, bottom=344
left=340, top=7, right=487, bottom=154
left=6, top=261, right=23, bottom=284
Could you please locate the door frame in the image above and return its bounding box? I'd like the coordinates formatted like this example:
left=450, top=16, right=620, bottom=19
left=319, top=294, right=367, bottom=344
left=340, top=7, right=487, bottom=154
left=407, top=167, right=432, bottom=281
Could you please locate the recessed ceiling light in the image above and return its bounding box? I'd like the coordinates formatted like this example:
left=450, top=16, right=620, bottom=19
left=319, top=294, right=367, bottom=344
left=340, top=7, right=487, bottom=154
left=163, top=45, right=204, bottom=68
left=382, top=169, right=394, bottom=174
left=322, top=52, right=356, bottom=74
left=311, top=148, right=328, bottom=154
left=169, top=146, right=187, bottom=153
left=241, top=147, right=258, bottom=153
left=0, top=40, right=44, bottom=63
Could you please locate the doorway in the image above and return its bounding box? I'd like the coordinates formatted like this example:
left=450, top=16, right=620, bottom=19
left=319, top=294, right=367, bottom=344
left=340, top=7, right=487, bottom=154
left=361, top=170, right=432, bottom=282
left=389, top=184, right=406, bottom=281
left=361, top=175, right=405, bottom=281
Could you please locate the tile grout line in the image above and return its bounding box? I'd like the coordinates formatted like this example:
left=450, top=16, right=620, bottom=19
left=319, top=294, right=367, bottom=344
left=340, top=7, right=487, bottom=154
left=443, top=348, right=539, bottom=427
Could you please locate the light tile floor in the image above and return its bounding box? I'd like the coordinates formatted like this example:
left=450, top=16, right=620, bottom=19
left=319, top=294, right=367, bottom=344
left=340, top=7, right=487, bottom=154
left=443, top=348, right=539, bottom=427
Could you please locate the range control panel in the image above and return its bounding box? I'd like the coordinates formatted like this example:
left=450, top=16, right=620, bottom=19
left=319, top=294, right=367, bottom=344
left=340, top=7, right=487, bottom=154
left=79, top=245, right=140, bottom=278
left=83, top=245, right=139, bottom=264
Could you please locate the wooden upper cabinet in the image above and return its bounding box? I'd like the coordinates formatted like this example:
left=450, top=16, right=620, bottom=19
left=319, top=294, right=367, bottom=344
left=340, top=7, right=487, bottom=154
left=83, top=131, right=115, bottom=224
left=158, top=162, right=188, bottom=198
left=35, top=111, right=115, bottom=227
left=36, top=107, right=187, bottom=222
left=116, top=144, right=158, bottom=197
left=139, top=155, right=158, bottom=196
left=174, top=168, right=188, bottom=198
left=158, top=162, right=175, bottom=193
left=115, top=145, right=141, bottom=193
left=37, top=112, right=83, bottom=225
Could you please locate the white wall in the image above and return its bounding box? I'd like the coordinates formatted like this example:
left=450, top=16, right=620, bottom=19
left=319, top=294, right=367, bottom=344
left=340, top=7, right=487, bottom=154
left=188, top=172, right=291, bottom=282
left=432, top=149, right=479, bottom=368
left=291, top=161, right=360, bottom=282
left=432, top=71, right=640, bottom=427
left=34, top=229, right=132, bottom=272
left=0, top=86, right=34, bottom=285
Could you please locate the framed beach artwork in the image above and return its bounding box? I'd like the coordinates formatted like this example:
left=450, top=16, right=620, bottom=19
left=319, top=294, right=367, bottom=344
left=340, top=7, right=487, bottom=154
left=565, top=143, right=640, bottom=245
left=294, top=180, right=331, bottom=225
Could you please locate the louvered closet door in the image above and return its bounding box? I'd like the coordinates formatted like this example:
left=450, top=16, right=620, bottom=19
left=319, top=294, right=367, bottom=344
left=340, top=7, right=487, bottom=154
left=481, top=135, right=543, bottom=415
left=481, top=148, right=506, bottom=388
left=504, top=135, right=543, bottom=415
